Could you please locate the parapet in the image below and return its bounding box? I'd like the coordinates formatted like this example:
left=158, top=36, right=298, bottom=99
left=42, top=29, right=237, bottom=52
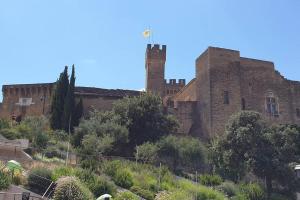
left=2, top=83, right=54, bottom=97
left=165, top=79, right=186, bottom=86
left=146, top=44, right=166, bottom=60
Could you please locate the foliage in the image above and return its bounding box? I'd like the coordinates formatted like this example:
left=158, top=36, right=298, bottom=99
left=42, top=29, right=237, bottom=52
left=50, top=66, right=69, bottom=130
left=131, top=185, right=155, bottom=200
left=236, top=183, right=266, bottom=200
left=73, top=98, right=83, bottom=127
left=112, top=93, right=179, bottom=153
left=28, top=167, right=53, bottom=195
left=157, top=135, right=207, bottom=172
left=53, top=176, right=93, bottom=200
left=62, top=65, right=76, bottom=132
left=210, top=111, right=300, bottom=196
left=113, top=168, right=134, bottom=189
left=52, top=166, right=117, bottom=197
left=0, top=169, right=11, bottom=190
left=199, top=174, right=223, bottom=187
left=114, top=191, right=140, bottom=200
left=217, top=181, right=238, bottom=197
left=135, top=142, right=159, bottom=164
left=0, top=118, right=10, bottom=129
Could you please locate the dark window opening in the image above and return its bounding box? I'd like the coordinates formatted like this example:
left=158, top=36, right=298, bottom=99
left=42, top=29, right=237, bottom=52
left=296, top=108, right=300, bottom=118
left=266, top=97, right=279, bottom=117
left=241, top=98, right=246, bottom=110
left=224, top=91, right=229, bottom=104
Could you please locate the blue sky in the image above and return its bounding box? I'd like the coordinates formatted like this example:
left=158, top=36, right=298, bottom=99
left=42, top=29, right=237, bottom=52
left=1, top=0, right=300, bottom=101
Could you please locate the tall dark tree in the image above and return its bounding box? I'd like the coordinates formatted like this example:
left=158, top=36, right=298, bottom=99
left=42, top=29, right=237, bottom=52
left=50, top=66, right=69, bottom=130
left=63, top=65, right=76, bottom=132
left=73, top=98, right=83, bottom=127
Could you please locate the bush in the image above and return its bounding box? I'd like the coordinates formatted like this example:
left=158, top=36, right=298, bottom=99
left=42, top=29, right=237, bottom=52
left=131, top=185, right=155, bottom=200
left=114, top=191, right=140, bottom=200
left=217, top=181, right=238, bottom=197
left=237, top=183, right=266, bottom=200
left=199, top=174, right=223, bottom=186
left=44, top=146, right=64, bottom=159
left=51, top=166, right=75, bottom=181
left=113, top=169, right=134, bottom=189
left=28, top=167, right=53, bottom=194
left=0, top=128, right=21, bottom=140
left=102, top=160, right=122, bottom=177
left=74, top=169, right=117, bottom=197
left=53, top=176, right=93, bottom=200
left=0, top=170, right=11, bottom=190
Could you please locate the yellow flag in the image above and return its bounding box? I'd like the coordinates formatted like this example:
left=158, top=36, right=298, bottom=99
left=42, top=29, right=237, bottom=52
left=143, top=29, right=151, bottom=38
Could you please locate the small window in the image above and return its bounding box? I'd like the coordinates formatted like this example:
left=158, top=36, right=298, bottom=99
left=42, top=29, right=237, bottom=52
left=266, top=96, right=279, bottom=117
left=166, top=90, right=169, bottom=95
left=296, top=108, right=300, bottom=118
left=224, top=91, right=229, bottom=104
left=241, top=98, right=246, bottom=110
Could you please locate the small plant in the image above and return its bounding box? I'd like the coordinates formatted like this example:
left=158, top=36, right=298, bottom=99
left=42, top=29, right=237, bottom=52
left=53, top=176, right=93, bottom=200
left=114, top=191, right=140, bottom=200
left=131, top=185, right=155, bottom=200
left=199, top=174, right=223, bottom=186
left=28, top=167, right=53, bottom=195
left=0, top=170, right=11, bottom=190
left=113, top=169, right=134, bottom=189
left=237, top=183, right=266, bottom=200
left=217, top=181, right=238, bottom=197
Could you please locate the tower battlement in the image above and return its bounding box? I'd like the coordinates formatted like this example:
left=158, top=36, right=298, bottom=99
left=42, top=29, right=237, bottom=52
left=146, top=44, right=166, bottom=61
left=2, top=83, right=54, bottom=98
left=165, top=79, right=186, bottom=86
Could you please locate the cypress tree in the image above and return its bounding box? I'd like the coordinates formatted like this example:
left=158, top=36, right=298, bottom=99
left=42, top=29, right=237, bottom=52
left=73, top=98, right=83, bottom=127
left=50, top=66, right=69, bottom=130
left=63, top=65, right=76, bottom=132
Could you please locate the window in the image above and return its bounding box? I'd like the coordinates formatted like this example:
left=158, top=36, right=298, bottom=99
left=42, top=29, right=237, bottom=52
left=241, top=98, right=246, bottom=110
left=266, top=92, right=279, bottom=117
left=224, top=91, right=229, bottom=104
left=296, top=108, right=300, bottom=118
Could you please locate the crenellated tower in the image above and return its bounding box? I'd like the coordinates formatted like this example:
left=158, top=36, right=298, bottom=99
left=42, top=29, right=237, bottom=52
left=145, top=44, right=166, bottom=97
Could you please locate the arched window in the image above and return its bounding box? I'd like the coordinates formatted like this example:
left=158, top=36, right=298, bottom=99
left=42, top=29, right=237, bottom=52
left=241, top=98, right=246, bottom=110
left=266, top=91, right=279, bottom=117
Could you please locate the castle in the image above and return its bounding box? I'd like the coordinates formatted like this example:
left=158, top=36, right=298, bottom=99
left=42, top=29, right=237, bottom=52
left=1, top=44, right=300, bottom=137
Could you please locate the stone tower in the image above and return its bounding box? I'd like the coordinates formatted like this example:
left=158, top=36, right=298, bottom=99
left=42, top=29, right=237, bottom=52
left=145, top=44, right=166, bottom=97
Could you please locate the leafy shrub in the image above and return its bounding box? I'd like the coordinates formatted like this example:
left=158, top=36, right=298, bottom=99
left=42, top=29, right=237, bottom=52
left=0, top=119, right=10, bottom=129
left=12, top=171, right=25, bottom=186
left=51, top=166, right=75, bottom=181
left=217, top=181, right=238, bottom=197
left=74, top=169, right=117, bottom=197
left=199, top=174, right=223, bottom=186
left=237, top=183, right=266, bottom=200
left=0, top=128, right=21, bottom=140
left=44, top=146, right=64, bottom=159
left=114, top=191, right=140, bottom=200
left=113, top=169, right=134, bottom=189
left=0, top=170, right=11, bottom=190
left=269, top=193, right=291, bottom=200
left=28, top=167, right=53, bottom=194
left=131, top=185, right=155, bottom=200
left=102, top=160, right=122, bottom=177
left=53, top=176, right=93, bottom=200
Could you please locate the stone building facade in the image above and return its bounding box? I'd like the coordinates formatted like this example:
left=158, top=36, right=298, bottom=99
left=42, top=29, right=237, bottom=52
left=145, top=44, right=300, bottom=138
left=0, top=83, right=140, bottom=120
left=1, top=44, right=300, bottom=138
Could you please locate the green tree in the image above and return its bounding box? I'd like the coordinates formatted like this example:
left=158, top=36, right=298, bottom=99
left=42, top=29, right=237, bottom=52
left=50, top=66, right=69, bottom=130
left=73, top=98, right=83, bottom=127
left=157, top=135, right=207, bottom=172
left=135, top=142, right=159, bottom=164
left=113, top=93, right=179, bottom=153
left=63, top=65, right=76, bottom=132
left=210, top=111, right=300, bottom=198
